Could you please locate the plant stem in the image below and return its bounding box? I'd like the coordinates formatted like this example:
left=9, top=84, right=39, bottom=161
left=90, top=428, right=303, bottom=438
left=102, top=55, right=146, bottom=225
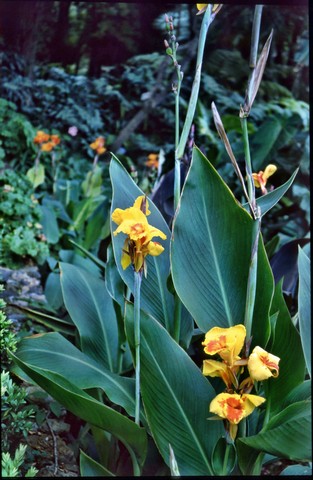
left=250, top=6, right=264, bottom=68
left=176, top=4, right=213, bottom=160
left=134, top=270, right=142, bottom=425
left=173, top=67, right=182, bottom=212
left=244, top=217, right=261, bottom=342
left=222, top=442, right=231, bottom=475
left=240, top=116, right=256, bottom=215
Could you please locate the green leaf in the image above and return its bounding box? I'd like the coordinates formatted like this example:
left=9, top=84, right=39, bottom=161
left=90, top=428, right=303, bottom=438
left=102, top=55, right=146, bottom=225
left=44, top=271, right=64, bottom=311
left=80, top=449, right=115, bottom=476
left=9, top=304, right=75, bottom=336
left=211, top=437, right=237, bottom=475
left=280, top=464, right=312, bottom=475
left=282, top=380, right=311, bottom=409
left=242, top=169, right=299, bottom=217
left=13, top=332, right=136, bottom=418
left=125, top=305, right=223, bottom=476
left=237, top=401, right=311, bottom=462
left=40, top=205, right=60, bottom=244
left=110, top=154, right=174, bottom=334
left=9, top=350, right=147, bottom=467
left=298, top=247, right=311, bottom=377
left=60, top=262, right=120, bottom=373
left=171, top=146, right=273, bottom=348
left=26, top=163, right=45, bottom=188
left=68, top=238, right=106, bottom=271
left=266, top=281, right=306, bottom=415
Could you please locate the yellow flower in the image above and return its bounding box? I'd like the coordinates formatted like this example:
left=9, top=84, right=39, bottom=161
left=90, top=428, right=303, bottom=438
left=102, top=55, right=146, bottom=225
left=248, top=346, right=280, bottom=381
left=252, top=164, right=277, bottom=194
left=41, top=141, right=54, bottom=152
left=90, top=136, right=107, bottom=155
left=203, top=359, right=238, bottom=389
left=111, top=196, right=166, bottom=272
left=202, top=325, right=246, bottom=366
left=196, top=4, right=221, bottom=15
left=210, top=392, right=265, bottom=440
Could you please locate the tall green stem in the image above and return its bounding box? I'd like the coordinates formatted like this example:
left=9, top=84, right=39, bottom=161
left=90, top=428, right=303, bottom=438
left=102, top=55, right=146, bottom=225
left=240, top=116, right=256, bottom=214
left=173, top=69, right=182, bottom=212
left=244, top=218, right=260, bottom=341
left=176, top=5, right=213, bottom=160
left=134, top=270, right=142, bottom=425
left=250, top=6, right=264, bottom=68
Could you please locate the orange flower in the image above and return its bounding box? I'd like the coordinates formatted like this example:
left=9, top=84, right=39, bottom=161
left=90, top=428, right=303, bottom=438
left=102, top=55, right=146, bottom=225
left=50, top=134, right=61, bottom=146
left=41, top=142, right=54, bottom=152
left=146, top=153, right=159, bottom=169
left=90, top=136, right=107, bottom=155
left=33, top=131, right=50, bottom=144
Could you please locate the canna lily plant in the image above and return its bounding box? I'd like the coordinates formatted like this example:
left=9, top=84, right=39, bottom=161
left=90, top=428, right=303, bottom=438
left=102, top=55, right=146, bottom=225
left=9, top=3, right=310, bottom=477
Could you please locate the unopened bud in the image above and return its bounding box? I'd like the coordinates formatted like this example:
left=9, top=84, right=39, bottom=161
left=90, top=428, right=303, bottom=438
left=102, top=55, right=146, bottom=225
left=171, top=34, right=176, bottom=42
left=169, top=23, right=174, bottom=31
left=164, top=39, right=170, bottom=49
left=164, top=13, right=169, bottom=23
left=166, top=47, right=173, bottom=56
left=176, top=42, right=179, bottom=49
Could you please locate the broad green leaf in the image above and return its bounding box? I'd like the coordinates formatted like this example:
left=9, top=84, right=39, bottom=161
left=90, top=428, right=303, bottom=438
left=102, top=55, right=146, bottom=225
left=236, top=443, right=265, bottom=476
left=9, top=304, right=75, bottom=336
left=242, top=169, right=298, bottom=217
left=125, top=305, right=223, bottom=476
left=298, top=247, right=311, bottom=377
left=280, top=464, right=312, bottom=475
left=237, top=401, right=311, bottom=462
left=26, top=162, right=45, bottom=188
left=9, top=350, right=147, bottom=467
left=13, top=332, right=137, bottom=419
left=171, top=146, right=273, bottom=348
left=80, top=449, right=115, bottom=476
left=249, top=116, right=282, bottom=170
left=282, top=380, right=311, bottom=409
left=44, top=271, right=64, bottom=311
left=110, top=155, right=174, bottom=334
left=68, top=238, right=106, bottom=271
left=211, top=437, right=237, bottom=475
left=266, top=281, right=306, bottom=415
left=40, top=205, right=60, bottom=244
left=60, top=262, right=119, bottom=373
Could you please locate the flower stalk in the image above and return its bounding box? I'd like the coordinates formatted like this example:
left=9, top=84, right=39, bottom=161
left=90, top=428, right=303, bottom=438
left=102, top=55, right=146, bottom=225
left=176, top=4, right=215, bottom=161
left=134, top=270, right=142, bottom=425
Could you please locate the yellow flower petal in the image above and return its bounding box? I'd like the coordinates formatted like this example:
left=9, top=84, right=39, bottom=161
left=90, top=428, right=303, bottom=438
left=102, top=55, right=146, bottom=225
left=202, top=325, right=246, bottom=366
left=147, top=241, right=165, bottom=256
left=210, top=392, right=265, bottom=425
left=121, top=251, right=131, bottom=270
left=133, top=196, right=151, bottom=216
left=248, top=346, right=280, bottom=381
left=197, top=3, right=207, bottom=10
left=252, top=173, right=261, bottom=188
left=263, top=164, right=277, bottom=180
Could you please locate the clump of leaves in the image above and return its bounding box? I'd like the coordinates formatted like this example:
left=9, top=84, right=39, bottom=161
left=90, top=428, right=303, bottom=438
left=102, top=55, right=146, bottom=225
left=1, top=443, right=38, bottom=477
left=0, top=285, right=17, bottom=368
left=0, top=168, right=49, bottom=267
left=1, top=370, right=35, bottom=452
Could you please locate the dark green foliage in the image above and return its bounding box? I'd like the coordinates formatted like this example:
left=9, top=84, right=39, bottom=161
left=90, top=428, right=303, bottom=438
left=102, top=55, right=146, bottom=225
left=1, top=371, right=35, bottom=452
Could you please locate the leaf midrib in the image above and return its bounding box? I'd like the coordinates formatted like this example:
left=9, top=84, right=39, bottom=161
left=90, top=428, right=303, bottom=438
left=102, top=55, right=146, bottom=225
left=200, top=171, right=233, bottom=325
